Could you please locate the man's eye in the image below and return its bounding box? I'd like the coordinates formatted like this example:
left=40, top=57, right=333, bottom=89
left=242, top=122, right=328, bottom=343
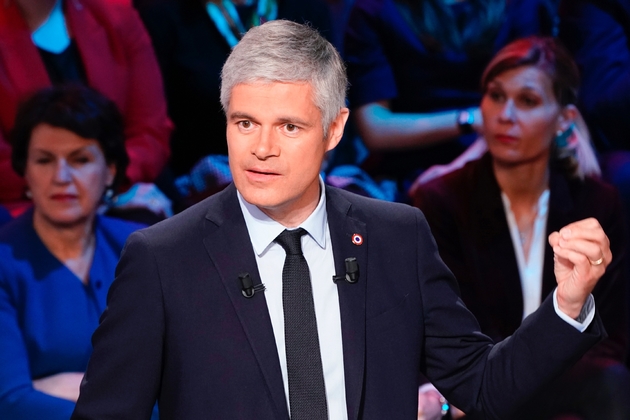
left=238, top=121, right=252, bottom=129
left=285, top=124, right=298, bottom=133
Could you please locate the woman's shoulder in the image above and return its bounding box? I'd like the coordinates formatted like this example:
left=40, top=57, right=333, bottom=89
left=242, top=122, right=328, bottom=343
left=98, top=214, right=146, bottom=233
left=0, top=211, right=40, bottom=285
left=566, top=173, right=620, bottom=201
left=95, top=215, right=146, bottom=248
left=415, top=155, right=490, bottom=201
left=0, top=210, right=34, bottom=246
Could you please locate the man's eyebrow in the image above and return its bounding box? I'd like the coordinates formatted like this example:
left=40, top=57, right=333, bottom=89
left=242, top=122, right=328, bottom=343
left=228, top=111, right=254, bottom=121
left=277, top=116, right=313, bottom=127
left=228, top=112, right=313, bottom=128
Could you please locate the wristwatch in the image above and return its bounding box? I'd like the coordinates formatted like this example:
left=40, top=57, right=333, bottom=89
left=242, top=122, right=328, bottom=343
left=457, top=109, right=475, bottom=135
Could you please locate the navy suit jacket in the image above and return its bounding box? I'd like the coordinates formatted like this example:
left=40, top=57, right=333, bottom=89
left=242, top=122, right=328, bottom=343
left=72, top=184, right=604, bottom=420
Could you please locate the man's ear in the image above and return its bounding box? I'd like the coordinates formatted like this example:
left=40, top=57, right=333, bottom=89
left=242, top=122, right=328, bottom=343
left=558, top=104, right=578, bottom=132
left=325, top=108, right=350, bottom=152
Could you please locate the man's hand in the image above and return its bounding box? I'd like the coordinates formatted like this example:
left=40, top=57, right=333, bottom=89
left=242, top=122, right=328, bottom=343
left=33, top=372, right=84, bottom=402
left=548, top=218, right=611, bottom=319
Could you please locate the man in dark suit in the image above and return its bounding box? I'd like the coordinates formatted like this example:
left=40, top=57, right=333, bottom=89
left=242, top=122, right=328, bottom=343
left=72, top=20, right=611, bottom=420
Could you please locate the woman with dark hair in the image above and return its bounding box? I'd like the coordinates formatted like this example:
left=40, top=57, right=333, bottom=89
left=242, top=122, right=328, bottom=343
left=345, top=0, right=558, bottom=198
left=412, top=37, right=630, bottom=419
left=0, top=0, right=171, bottom=215
left=0, top=85, right=145, bottom=419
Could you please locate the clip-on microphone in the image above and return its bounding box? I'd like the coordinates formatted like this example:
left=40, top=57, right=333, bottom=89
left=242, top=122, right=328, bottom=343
left=332, top=257, right=360, bottom=284
left=239, top=273, right=266, bottom=298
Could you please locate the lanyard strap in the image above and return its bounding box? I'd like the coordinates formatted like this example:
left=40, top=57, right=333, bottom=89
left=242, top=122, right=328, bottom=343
left=206, top=0, right=278, bottom=48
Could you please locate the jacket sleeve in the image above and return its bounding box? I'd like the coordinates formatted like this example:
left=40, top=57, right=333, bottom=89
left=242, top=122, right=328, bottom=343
left=0, top=265, right=76, bottom=419
left=412, top=209, right=606, bottom=419
left=115, top=5, right=172, bottom=184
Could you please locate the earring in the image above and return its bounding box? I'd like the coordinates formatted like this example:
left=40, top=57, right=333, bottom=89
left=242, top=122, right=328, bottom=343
left=103, top=187, right=115, bottom=206
left=25, top=189, right=32, bottom=199
left=555, top=124, right=574, bottom=149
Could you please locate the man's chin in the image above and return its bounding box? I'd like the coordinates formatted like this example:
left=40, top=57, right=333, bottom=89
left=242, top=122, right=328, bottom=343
left=238, top=187, right=279, bottom=209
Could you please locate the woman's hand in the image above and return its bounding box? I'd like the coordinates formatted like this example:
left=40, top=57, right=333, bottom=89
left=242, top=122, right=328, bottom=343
left=32, top=372, right=84, bottom=402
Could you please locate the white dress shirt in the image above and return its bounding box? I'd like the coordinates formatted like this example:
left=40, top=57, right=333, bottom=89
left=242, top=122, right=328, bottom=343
left=234, top=180, right=594, bottom=418
left=502, top=190, right=594, bottom=330
left=237, top=180, right=348, bottom=419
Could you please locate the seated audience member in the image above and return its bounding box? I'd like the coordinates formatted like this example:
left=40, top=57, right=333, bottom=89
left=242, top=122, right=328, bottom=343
left=136, top=0, right=334, bottom=192
left=344, top=0, right=559, bottom=198
left=0, top=85, right=146, bottom=419
left=0, top=0, right=172, bottom=215
left=558, top=0, right=630, bottom=164
left=414, top=0, right=630, bottom=193
left=412, top=37, right=630, bottom=419
left=557, top=0, right=630, bottom=370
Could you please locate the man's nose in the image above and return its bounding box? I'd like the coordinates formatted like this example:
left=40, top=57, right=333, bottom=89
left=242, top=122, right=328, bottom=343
left=252, top=127, right=279, bottom=159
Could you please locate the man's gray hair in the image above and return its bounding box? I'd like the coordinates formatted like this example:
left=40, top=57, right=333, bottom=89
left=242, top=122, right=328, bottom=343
left=220, top=20, right=347, bottom=135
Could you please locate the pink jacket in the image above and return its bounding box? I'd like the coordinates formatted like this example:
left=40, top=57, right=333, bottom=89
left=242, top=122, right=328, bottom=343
left=0, top=0, right=172, bottom=206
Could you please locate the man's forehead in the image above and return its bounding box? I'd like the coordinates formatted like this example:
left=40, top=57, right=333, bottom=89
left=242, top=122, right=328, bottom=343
left=227, top=82, right=318, bottom=113
left=231, top=80, right=313, bottom=92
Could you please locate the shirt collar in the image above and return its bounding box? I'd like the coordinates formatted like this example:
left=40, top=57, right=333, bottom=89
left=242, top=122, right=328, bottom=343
left=237, top=177, right=328, bottom=256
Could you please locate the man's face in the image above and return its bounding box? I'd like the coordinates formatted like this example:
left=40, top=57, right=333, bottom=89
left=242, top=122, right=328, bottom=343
left=227, top=82, right=347, bottom=227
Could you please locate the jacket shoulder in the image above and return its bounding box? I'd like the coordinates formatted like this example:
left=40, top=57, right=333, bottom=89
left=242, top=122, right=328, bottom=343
left=326, top=185, right=423, bottom=225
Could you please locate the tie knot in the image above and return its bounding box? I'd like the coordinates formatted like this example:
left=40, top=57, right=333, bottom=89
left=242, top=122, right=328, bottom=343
left=275, top=228, right=307, bottom=255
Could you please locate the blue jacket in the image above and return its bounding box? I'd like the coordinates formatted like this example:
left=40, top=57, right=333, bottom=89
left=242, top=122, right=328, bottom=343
left=0, top=209, right=143, bottom=419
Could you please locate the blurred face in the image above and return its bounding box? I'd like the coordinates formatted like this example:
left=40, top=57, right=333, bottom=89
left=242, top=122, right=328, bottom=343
left=481, top=66, right=567, bottom=166
left=227, top=82, right=347, bottom=227
left=25, top=124, right=115, bottom=227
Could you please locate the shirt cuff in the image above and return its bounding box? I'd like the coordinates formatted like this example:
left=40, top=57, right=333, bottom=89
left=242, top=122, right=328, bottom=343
left=552, top=289, right=595, bottom=332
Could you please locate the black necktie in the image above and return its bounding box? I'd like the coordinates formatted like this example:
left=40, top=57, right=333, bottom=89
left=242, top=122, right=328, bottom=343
left=275, top=228, right=328, bottom=420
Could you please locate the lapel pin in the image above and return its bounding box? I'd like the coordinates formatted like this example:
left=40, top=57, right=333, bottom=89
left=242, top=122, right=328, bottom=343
left=351, top=233, right=363, bottom=246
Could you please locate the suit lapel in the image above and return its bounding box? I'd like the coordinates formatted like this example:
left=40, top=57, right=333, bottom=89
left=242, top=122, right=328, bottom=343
left=202, top=185, right=289, bottom=419
left=325, top=187, right=367, bottom=420
left=543, top=170, right=574, bottom=298
left=470, top=157, right=524, bottom=331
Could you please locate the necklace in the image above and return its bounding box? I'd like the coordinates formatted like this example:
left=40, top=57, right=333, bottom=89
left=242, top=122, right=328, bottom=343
left=519, top=230, right=527, bottom=246
left=517, top=204, right=539, bottom=248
